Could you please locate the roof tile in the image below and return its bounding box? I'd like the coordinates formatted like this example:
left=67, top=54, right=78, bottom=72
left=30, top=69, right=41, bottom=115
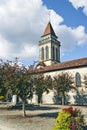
left=36, top=57, right=87, bottom=73
left=42, top=22, right=57, bottom=37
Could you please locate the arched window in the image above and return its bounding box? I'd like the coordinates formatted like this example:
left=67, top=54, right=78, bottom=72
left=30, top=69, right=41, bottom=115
left=75, top=72, right=81, bottom=87
left=46, top=46, right=49, bottom=59
left=41, top=47, right=44, bottom=60
left=52, top=46, right=55, bottom=60
left=56, top=48, right=58, bottom=61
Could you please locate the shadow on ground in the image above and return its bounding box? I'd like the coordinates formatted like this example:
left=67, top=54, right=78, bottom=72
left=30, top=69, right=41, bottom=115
left=7, top=104, right=59, bottom=111
left=26, top=112, right=58, bottom=118
left=0, top=111, right=58, bottom=119
left=83, top=125, right=87, bottom=130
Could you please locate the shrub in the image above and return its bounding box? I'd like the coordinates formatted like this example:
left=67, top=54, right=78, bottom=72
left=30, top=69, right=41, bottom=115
left=0, top=96, right=4, bottom=101
left=53, top=111, right=71, bottom=130
left=53, top=107, right=85, bottom=130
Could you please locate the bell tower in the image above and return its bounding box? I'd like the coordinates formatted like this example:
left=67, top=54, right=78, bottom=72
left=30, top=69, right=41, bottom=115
left=39, top=22, right=60, bottom=66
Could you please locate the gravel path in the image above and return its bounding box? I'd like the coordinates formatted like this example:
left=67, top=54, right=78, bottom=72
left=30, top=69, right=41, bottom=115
left=0, top=105, right=87, bottom=130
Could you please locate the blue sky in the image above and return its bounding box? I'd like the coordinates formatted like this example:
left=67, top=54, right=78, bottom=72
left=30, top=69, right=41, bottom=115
left=43, top=0, right=87, bottom=62
left=43, top=0, right=87, bottom=28
left=0, top=0, right=87, bottom=66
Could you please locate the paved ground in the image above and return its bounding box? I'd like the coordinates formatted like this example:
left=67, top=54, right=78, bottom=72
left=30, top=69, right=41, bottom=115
left=0, top=104, right=87, bottom=130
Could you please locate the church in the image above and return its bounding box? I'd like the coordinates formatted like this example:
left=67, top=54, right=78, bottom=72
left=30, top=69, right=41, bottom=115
left=28, top=21, right=87, bottom=105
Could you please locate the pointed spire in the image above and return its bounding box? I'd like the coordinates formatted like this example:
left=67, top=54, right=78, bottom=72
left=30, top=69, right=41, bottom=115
left=42, top=22, right=57, bottom=38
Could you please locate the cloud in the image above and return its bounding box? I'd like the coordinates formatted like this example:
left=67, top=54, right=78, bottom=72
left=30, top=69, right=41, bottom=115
left=0, top=0, right=47, bottom=60
left=68, top=0, right=87, bottom=16
left=57, top=25, right=87, bottom=52
left=0, top=0, right=63, bottom=61
left=0, top=0, right=87, bottom=64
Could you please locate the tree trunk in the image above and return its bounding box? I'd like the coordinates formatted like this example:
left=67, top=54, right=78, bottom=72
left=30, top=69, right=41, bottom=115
left=38, top=94, right=42, bottom=105
left=62, top=92, right=65, bottom=105
left=22, top=100, right=26, bottom=117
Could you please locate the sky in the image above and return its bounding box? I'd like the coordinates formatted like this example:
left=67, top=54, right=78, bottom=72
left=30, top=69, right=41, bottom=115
left=0, top=0, right=87, bottom=66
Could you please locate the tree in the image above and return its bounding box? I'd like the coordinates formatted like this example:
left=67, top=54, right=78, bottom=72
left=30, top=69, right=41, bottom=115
left=0, top=60, right=7, bottom=98
left=2, top=59, right=34, bottom=117
left=34, top=74, right=52, bottom=105
left=84, top=75, right=87, bottom=88
left=53, top=72, right=74, bottom=105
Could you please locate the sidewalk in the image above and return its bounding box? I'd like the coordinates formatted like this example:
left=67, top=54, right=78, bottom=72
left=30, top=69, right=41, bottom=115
left=0, top=104, right=87, bottom=130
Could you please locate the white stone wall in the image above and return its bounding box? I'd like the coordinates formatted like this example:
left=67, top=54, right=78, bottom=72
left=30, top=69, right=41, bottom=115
left=12, top=95, right=17, bottom=104
left=28, top=66, right=87, bottom=105
left=39, top=42, right=51, bottom=59
left=39, top=35, right=60, bottom=66
left=43, top=67, right=87, bottom=105
left=42, top=90, right=55, bottom=104
left=32, top=67, right=86, bottom=105
left=27, top=93, right=38, bottom=105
